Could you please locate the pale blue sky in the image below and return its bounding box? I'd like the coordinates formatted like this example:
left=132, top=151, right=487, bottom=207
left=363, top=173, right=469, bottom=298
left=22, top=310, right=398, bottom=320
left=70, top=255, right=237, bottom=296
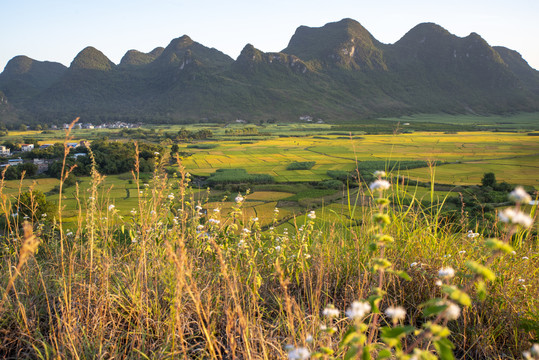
left=1, top=0, right=538, bottom=71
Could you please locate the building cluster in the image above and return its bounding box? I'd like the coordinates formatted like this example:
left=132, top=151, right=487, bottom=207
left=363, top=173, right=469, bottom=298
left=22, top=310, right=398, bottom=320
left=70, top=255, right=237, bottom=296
left=62, top=121, right=141, bottom=130
left=0, top=140, right=90, bottom=173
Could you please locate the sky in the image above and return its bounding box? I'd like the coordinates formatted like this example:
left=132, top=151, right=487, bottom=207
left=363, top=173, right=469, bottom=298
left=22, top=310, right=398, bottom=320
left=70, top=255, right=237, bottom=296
left=1, top=0, right=538, bottom=71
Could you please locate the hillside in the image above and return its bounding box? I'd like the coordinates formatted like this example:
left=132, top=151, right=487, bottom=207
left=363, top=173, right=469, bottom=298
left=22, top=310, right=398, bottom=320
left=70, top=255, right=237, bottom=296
left=1, top=18, right=539, bottom=124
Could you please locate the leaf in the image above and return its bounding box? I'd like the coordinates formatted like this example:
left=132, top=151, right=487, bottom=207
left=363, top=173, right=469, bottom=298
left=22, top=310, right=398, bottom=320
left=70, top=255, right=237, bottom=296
left=395, top=270, right=411, bottom=281
left=361, top=345, right=372, bottom=360
left=423, top=304, right=448, bottom=317
left=380, top=326, right=415, bottom=339
left=320, top=347, right=334, bottom=355
left=341, top=328, right=359, bottom=347
left=434, top=338, right=455, bottom=360
left=377, top=349, right=392, bottom=359
left=344, top=345, right=359, bottom=360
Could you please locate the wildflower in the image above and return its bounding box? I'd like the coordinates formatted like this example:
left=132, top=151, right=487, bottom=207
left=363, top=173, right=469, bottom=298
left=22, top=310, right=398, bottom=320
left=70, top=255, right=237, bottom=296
left=385, top=306, right=406, bottom=322
left=458, top=250, right=466, bottom=254
left=438, top=267, right=455, bottom=279
left=442, top=302, right=461, bottom=320
left=89, top=196, right=95, bottom=200
left=195, top=205, right=203, bottom=211
left=130, top=209, right=137, bottom=215
left=108, top=204, right=115, bottom=211
left=522, top=256, right=529, bottom=260
left=208, top=218, right=220, bottom=225
left=306, top=334, right=313, bottom=343
left=435, top=280, right=443, bottom=286
left=213, top=208, right=220, bottom=213
left=238, top=239, right=245, bottom=247
left=518, top=278, right=525, bottom=283
left=287, top=347, right=310, bottom=360
left=373, top=170, right=387, bottom=177
left=11, top=213, right=18, bottom=218
left=66, top=231, right=73, bottom=236
left=251, top=217, right=259, bottom=222
left=275, top=246, right=281, bottom=252
left=509, top=186, right=532, bottom=203
left=144, top=183, right=149, bottom=187
left=499, top=208, right=533, bottom=227
left=443, top=254, right=451, bottom=258
left=235, top=195, right=244, bottom=203
left=150, top=210, right=156, bottom=215
left=274, top=208, right=279, bottom=213
left=319, top=324, right=327, bottom=330
left=197, top=224, right=204, bottom=230
left=154, top=152, right=159, bottom=155
left=410, top=262, right=418, bottom=267
left=307, top=210, right=316, bottom=220
left=467, top=230, right=479, bottom=238
left=168, top=193, right=175, bottom=200
left=369, top=179, right=391, bottom=192
left=243, top=228, right=251, bottom=234
left=42, top=213, right=47, bottom=217
left=322, top=304, right=340, bottom=318
left=346, top=301, right=371, bottom=320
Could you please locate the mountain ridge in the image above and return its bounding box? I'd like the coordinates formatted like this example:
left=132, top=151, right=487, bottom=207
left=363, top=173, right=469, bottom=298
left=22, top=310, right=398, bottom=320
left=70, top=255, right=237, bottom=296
left=1, top=18, right=538, bottom=124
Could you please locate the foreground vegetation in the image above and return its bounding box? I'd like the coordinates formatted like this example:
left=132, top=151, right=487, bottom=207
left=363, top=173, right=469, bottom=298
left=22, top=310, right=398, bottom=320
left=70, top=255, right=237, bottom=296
left=0, top=136, right=537, bottom=359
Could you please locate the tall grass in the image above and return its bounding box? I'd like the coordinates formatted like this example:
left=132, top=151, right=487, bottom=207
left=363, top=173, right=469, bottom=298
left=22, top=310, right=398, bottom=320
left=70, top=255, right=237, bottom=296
left=0, top=134, right=537, bottom=359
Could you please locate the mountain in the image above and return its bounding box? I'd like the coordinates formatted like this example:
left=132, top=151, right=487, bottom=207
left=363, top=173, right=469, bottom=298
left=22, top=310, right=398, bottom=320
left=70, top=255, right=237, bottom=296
left=1, top=18, right=538, bottom=124
left=0, top=56, right=67, bottom=104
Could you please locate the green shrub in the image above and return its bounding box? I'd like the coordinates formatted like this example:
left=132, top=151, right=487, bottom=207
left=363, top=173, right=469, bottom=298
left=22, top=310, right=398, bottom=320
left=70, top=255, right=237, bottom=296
left=286, top=161, right=315, bottom=170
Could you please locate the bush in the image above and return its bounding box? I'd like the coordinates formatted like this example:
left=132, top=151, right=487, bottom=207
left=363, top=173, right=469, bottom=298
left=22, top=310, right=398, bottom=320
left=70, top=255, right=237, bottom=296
left=286, top=161, right=315, bottom=170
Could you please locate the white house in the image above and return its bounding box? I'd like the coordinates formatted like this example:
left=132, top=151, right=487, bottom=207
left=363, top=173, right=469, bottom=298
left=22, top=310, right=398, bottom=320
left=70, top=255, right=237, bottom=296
left=20, top=144, right=34, bottom=152
left=0, top=146, right=10, bottom=156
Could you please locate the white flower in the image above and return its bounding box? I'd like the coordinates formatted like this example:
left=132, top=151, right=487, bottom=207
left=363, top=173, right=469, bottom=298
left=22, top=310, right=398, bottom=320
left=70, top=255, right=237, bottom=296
left=42, top=213, right=47, bottom=217
left=410, top=262, right=418, bottom=267
left=66, top=231, right=73, bottom=236
left=442, top=302, right=461, bottom=320
left=438, top=267, right=455, bottom=279
left=144, top=183, right=149, bottom=187
left=235, top=195, right=244, bottom=203
left=306, top=334, right=313, bottom=343
left=242, top=228, right=251, bottom=234
left=168, top=193, right=175, bottom=200
left=88, top=196, right=95, bottom=200
left=322, top=305, right=340, bottom=318
left=195, top=205, right=202, bottom=211
left=251, top=217, right=259, bottom=222
left=518, top=278, right=525, bottom=283
left=530, top=343, right=539, bottom=356
left=369, top=179, right=390, bottom=191
left=522, top=256, right=529, bottom=260
left=287, top=347, right=310, bottom=360
left=458, top=250, right=466, bottom=254
left=307, top=211, right=316, bottom=220
left=435, top=280, right=443, bottom=286
left=238, top=239, right=245, bottom=247
left=467, top=230, right=479, bottom=238
left=274, top=208, right=279, bottom=213
left=11, top=213, right=18, bottom=218
left=130, top=209, right=137, bottom=215
left=499, top=208, right=534, bottom=227
left=213, top=208, right=220, bottom=213
left=275, top=246, right=281, bottom=252
left=208, top=218, right=220, bottom=225
left=108, top=204, right=115, bottom=211
left=197, top=224, right=204, bottom=230
left=509, top=186, right=532, bottom=203
left=346, top=301, right=371, bottom=320
left=373, top=170, right=387, bottom=178
left=385, top=306, right=406, bottom=322
left=154, top=152, right=159, bottom=155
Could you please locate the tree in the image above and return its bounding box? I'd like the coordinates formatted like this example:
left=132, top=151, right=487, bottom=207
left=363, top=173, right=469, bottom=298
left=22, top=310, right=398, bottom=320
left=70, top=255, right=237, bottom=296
left=13, top=190, right=53, bottom=221
left=481, top=172, right=496, bottom=188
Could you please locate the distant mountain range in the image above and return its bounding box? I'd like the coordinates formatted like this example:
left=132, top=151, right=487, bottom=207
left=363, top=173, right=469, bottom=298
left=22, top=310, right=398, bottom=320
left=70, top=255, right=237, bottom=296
left=1, top=18, right=538, bottom=125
